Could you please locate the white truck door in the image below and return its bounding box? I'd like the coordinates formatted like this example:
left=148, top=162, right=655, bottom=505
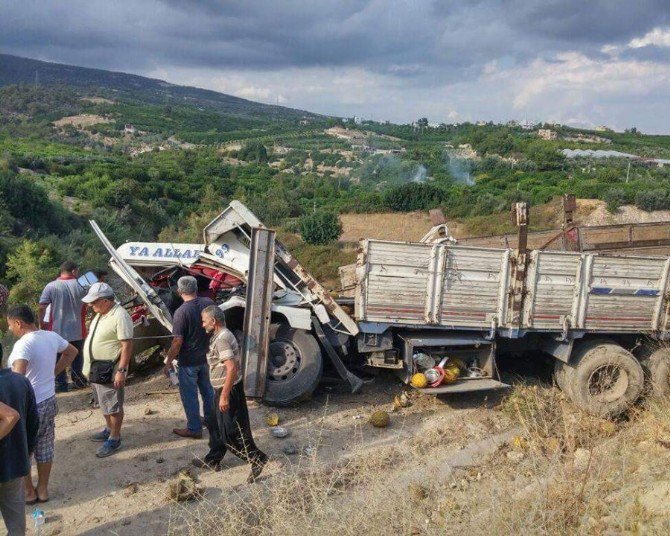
left=89, top=220, right=174, bottom=331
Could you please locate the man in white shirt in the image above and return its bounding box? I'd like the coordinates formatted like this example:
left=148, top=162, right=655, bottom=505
left=8, top=305, right=78, bottom=504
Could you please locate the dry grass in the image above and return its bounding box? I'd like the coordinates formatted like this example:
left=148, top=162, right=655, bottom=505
left=339, top=211, right=437, bottom=243
left=52, top=113, right=113, bottom=128
left=168, top=385, right=670, bottom=535
left=475, top=385, right=670, bottom=535
left=338, top=197, right=604, bottom=245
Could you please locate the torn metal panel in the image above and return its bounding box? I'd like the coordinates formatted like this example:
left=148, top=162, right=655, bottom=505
left=242, top=227, right=276, bottom=399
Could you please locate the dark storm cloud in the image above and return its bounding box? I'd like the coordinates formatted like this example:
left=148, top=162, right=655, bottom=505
left=4, top=0, right=670, bottom=132
left=505, top=0, right=670, bottom=43
left=3, top=0, right=668, bottom=82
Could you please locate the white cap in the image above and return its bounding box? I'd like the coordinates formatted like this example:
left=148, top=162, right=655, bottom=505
left=82, top=282, right=115, bottom=304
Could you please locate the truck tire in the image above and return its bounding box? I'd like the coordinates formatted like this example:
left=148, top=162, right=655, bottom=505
left=638, top=346, right=670, bottom=398
left=567, top=340, right=644, bottom=418
left=263, top=324, right=323, bottom=407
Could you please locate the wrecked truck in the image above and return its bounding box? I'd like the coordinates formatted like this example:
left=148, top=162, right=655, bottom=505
left=90, top=201, right=361, bottom=406
left=93, top=201, right=670, bottom=416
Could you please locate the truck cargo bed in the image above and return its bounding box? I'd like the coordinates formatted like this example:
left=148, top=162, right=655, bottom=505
left=356, top=239, right=670, bottom=336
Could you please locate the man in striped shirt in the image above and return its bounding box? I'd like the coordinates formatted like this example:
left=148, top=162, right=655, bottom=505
left=192, top=305, right=267, bottom=483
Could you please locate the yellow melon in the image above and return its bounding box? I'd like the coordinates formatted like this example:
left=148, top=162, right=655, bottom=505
left=369, top=410, right=390, bottom=428
left=265, top=413, right=280, bottom=427
left=410, top=372, right=428, bottom=389
left=443, top=368, right=459, bottom=384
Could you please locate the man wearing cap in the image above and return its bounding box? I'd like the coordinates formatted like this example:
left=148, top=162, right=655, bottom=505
left=163, top=276, right=215, bottom=439
left=82, top=283, right=134, bottom=458
left=39, top=261, right=88, bottom=392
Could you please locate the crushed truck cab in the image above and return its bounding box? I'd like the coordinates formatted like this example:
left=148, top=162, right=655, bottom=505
left=91, top=201, right=360, bottom=406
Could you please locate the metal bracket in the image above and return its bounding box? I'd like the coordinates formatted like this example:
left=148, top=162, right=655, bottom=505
left=312, top=319, right=364, bottom=394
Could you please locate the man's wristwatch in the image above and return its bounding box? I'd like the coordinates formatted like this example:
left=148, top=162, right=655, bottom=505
left=117, top=367, right=128, bottom=374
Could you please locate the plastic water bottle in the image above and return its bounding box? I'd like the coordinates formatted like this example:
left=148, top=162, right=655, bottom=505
left=163, top=354, right=179, bottom=386
left=168, top=367, right=179, bottom=386
left=412, top=352, right=434, bottom=370
left=32, top=509, right=45, bottom=535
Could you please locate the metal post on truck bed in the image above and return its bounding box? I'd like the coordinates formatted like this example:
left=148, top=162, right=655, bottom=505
left=242, top=227, right=276, bottom=399
left=509, top=202, right=529, bottom=326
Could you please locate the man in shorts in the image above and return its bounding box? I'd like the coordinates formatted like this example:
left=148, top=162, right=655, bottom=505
left=82, top=283, right=134, bottom=458
left=7, top=305, right=78, bottom=504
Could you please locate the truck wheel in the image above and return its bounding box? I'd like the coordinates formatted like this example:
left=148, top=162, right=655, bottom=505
left=567, top=340, right=644, bottom=418
left=262, top=324, right=323, bottom=407
left=638, top=346, right=670, bottom=398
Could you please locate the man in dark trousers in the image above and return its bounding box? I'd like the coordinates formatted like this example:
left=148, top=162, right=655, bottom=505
left=192, top=305, right=267, bottom=483
left=163, top=276, right=215, bottom=439
left=39, top=260, right=88, bottom=391
left=0, top=368, right=39, bottom=535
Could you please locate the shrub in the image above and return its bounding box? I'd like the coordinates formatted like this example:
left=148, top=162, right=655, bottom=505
left=635, top=189, right=670, bottom=212
left=603, top=188, right=626, bottom=213
left=298, top=211, right=342, bottom=245
left=238, top=141, right=268, bottom=163
left=384, top=182, right=445, bottom=211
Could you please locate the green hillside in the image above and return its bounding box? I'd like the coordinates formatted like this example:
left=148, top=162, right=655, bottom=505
left=2, top=54, right=670, bottom=302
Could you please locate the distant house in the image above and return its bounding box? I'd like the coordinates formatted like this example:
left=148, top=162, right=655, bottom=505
left=299, top=119, right=310, bottom=125
left=353, top=116, right=363, bottom=125
left=537, top=129, right=558, bottom=140
left=595, top=125, right=612, bottom=132
left=124, top=124, right=136, bottom=134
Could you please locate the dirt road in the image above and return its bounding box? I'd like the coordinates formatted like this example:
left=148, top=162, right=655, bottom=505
left=25, top=370, right=506, bottom=536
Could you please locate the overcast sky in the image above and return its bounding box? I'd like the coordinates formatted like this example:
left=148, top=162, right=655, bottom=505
left=3, top=1, right=670, bottom=132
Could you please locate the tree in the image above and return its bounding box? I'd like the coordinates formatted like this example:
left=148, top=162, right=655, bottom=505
left=238, top=142, right=269, bottom=163
left=416, top=117, right=429, bottom=132
left=298, top=211, right=342, bottom=245
left=6, top=240, right=58, bottom=305
left=526, top=142, right=566, bottom=171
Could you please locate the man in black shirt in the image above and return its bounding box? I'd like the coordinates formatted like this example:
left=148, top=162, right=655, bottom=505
left=164, top=276, right=215, bottom=439
left=0, top=368, right=39, bottom=535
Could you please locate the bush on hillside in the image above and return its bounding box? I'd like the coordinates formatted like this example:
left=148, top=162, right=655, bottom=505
left=384, top=182, right=445, bottom=211
left=603, top=188, right=627, bottom=213
left=299, top=211, right=342, bottom=245
left=238, top=141, right=268, bottom=163
left=635, top=189, right=670, bottom=212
